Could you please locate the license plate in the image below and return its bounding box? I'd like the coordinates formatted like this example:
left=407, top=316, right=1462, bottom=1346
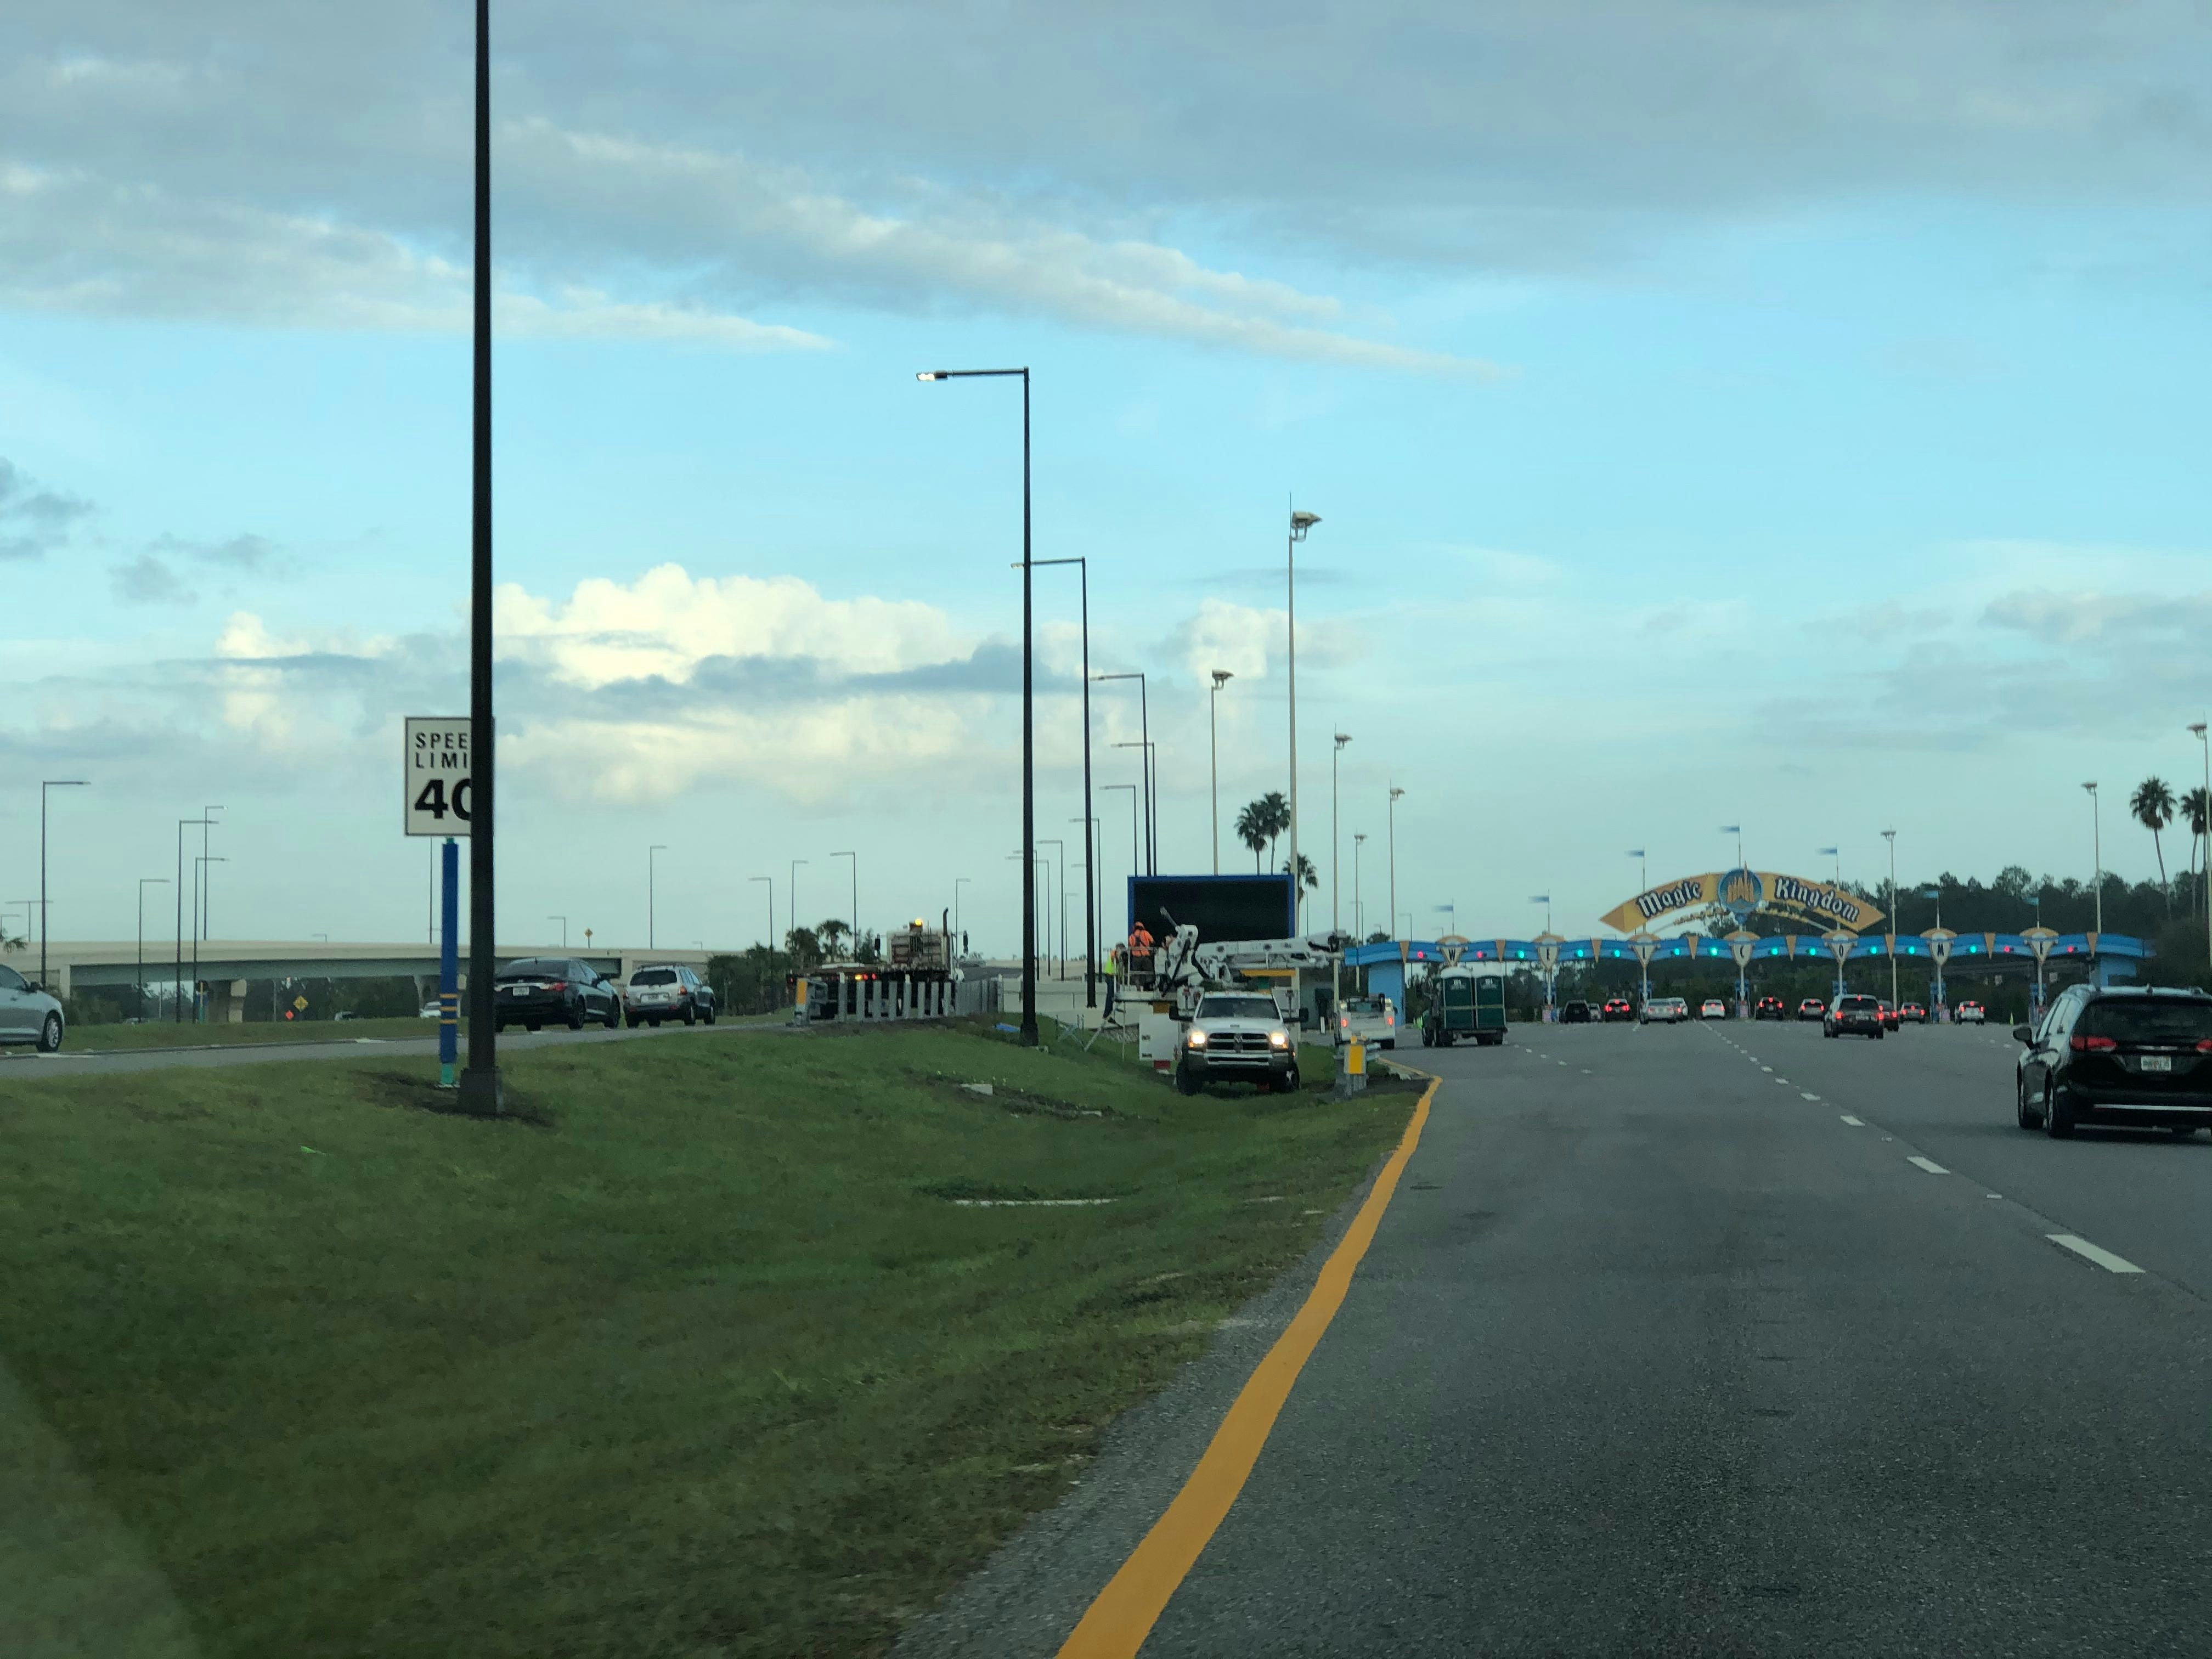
left=2140, top=1055, right=2172, bottom=1073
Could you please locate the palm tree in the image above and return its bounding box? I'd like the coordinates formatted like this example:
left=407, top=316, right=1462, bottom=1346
left=1259, top=789, right=1289, bottom=868
left=1282, top=851, right=1318, bottom=927
left=1234, top=800, right=1269, bottom=873
left=815, top=918, right=852, bottom=960
left=2186, top=786, right=2211, bottom=883
left=2131, top=777, right=2176, bottom=911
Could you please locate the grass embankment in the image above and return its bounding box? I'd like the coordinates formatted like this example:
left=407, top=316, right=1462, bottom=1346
left=0, top=1019, right=1418, bottom=1657
left=57, top=1015, right=441, bottom=1051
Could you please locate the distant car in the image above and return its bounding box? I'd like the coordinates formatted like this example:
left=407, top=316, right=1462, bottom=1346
left=1877, top=1001, right=1899, bottom=1030
left=419, top=1000, right=442, bottom=1020
left=2015, top=985, right=2212, bottom=1138
left=1956, top=1001, right=1986, bottom=1025
left=1898, top=1002, right=1927, bottom=1024
left=1335, top=994, right=1398, bottom=1048
left=0, top=963, right=65, bottom=1053
left=1797, top=998, right=1827, bottom=1021
left=1601, top=997, right=1634, bottom=1023
left=1754, top=996, right=1786, bottom=1021
left=1700, top=998, right=1728, bottom=1020
left=624, top=963, right=716, bottom=1028
left=1559, top=1000, right=1593, bottom=1024
left=1641, top=996, right=1690, bottom=1025
left=494, top=957, right=622, bottom=1032
left=1824, top=994, right=1886, bottom=1039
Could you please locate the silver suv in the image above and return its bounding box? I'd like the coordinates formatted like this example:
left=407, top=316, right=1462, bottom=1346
left=1176, top=992, right=1299, bottom=1095
left=623, top=964, right=717, bottom=1027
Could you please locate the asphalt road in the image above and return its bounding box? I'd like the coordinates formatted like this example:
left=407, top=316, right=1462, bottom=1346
left=904, top=1018, right=2211, bottom=1658
left=0, top=1017, right=789, bottom=1076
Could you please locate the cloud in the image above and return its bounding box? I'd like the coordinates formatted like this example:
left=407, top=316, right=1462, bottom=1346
left=1982, top=586, right=2212, bottom=648
left=0, top=456, right=92, bottom=560
left=108, top=552, right=194, bottom=606
left=152, top=531, right=280, bottom=569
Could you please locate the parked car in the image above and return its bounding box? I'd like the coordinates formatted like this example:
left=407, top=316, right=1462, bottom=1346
left=493, top=957, right=622, bottom=1032
left=1335, top=994, right=1398, bottom=1048
left=1601, top=997, right=1635, bottom=1023
left=1824, top=994, right=1886, bottom=1039
left=1178, top=991, right=1300, bottom=1094
left=1956, top=1000, right=1986, bottom=1025
left=0, top=963, right=65, bottom=1053
left=1898, top=1002, right=1927, bottom=1024
left=1754, top=996, right=1786, bottom=1021
left=2014, top=985, right=2212, bottom=1138
left=1641, top=996, right=1690, bottom=1025
left=1559, top=1000, right=1593, bottom=1025
left=418, top=999, right=442, bottom=1019
left=1700, top=998, right=1728, bottom=1020
left=1797, top=998, right=1827, bottom=1021
left=624, top=963, right=717, bottom=1027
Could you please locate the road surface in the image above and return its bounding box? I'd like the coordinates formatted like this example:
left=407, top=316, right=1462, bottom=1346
left=904, top=1018, right=2211, bottom=1657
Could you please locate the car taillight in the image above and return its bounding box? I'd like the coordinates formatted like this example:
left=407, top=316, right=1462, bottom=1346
left=2196, top=1039, right=2212, bottom=1054
left=546, top=980, right=568, bottom=992
left=2069, top=1034, right=2117, bottom=1053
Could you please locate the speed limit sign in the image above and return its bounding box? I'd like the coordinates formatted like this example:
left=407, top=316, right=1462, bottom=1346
left=404, top=717, right=473, bottom=837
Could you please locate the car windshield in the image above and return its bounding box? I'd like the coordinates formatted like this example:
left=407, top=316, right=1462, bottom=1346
left=631, top=969, right=679, bottom=986
left=1198, top=996, right=1281, bottom=1021
left=2081, top=999, right=2212, bottom=1042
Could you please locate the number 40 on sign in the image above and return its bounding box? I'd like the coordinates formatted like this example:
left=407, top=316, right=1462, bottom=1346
left=404, top=717, right=473, bottom=837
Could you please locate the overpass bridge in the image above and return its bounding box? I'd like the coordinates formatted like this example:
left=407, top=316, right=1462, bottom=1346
left=10, top=940, right=716, bottom=1022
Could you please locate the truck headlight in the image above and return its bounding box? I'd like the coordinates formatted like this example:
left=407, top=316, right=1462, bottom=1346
left=1186, top=1029, right=1207, bottom=1048
left=1268, top=1030, right=1290, bottom=1048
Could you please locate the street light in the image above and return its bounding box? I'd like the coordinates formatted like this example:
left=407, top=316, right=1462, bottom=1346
left=921, top=364, right=1037, bottom=1045
left=173, top=817, right=213, bottom=1024
left=199, top=804, right=224, bottom=943
left=1881, top=830, right=1898, bottom=1011
left=194, top=856, right=228, bottom=1022
left=137, top=877, right=170, bottom=1018
left=1353, top=832, right=1367, bottom=939
left=1209, top=669, right=1233, bottom=874
left=1627, top=849, right=1646, bottom=894
left=549, top=914, right=568, bottom=947
left=38, top=780, right=88, bottom=992
left=1818, top=845, right=1839, bottom=885
left=1388, top=785, right=1406, bottom=944
left=1286, top=507, right=1320, bottom=920
left=461, top=0, right=503, bottom=1115
left=1720, top=824, right=1743, bottom=869
left=1331, top=731, right=1352, bottom=937
left=2083, top=782, right=2102, bottom=937
left=2192, top=724, right=2211, bottom=973
left=1040, top=838, right=1065, bottom=979
left=1104, top=782, right=1138, bottom=940
left=953, top=876, right=970, bottom=941
left=1071, top=816, right=1101, bottom=991
left=790, top=858, right=808, bottom=957
left=1094, top=673, right=1153, bottom=873
left=648, top=845, right=668, bottom=950
left=1028, top=557, right=1096, bottom=1004
left=831, top=851, right=857, bottom=961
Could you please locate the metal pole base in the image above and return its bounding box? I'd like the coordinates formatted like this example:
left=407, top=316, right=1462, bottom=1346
left=458, top=1066, right=504, bottom=1116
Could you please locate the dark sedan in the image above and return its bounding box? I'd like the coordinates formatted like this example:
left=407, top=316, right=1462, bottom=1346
left=2015, top=986, right=2212, bottom=1139
left=493, top=957, right=622, bottom=1032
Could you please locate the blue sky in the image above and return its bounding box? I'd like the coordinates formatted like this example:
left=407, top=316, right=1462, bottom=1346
left=5, top=3, right=2211, bottom=954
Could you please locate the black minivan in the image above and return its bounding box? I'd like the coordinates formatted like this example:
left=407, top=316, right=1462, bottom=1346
left=2013, top=986, right=2212, bottom=1138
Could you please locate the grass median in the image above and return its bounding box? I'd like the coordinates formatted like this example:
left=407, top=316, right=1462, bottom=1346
left=0, top=1017, right=1419, bottom=1657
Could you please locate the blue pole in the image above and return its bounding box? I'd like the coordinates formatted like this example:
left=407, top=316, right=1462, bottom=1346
left=440, top=837, right=460, bottom=1087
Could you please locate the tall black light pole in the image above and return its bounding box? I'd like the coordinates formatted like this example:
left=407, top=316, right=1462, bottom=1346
left=200, top=805, right=223, bottom=946
left=174, top=817, right=211, bottom=1023
left=918, top=366, right=1036, bottom=1043
left=38, top=779, right=88, bottom=992
left=195, top=856, right=228, bottom=1019
left=1209, top=670, right=1233, bottom=873
left=749, top=875, right=772, bottom=951
left=1104, top=783, right=1138, bottom=936
left=549, top=914, right=567, bottom=947
left=137, top=877, right=169, bottom=1018
left=1094, top=672, right=1153, bottom=872
left=831, top=851, right=856, bottom=958
left=790, top=858, right=807, bottom=953
left=1029, top=557, right=1095, bottom=1004
left=460, top=0, right=503, bottom=1114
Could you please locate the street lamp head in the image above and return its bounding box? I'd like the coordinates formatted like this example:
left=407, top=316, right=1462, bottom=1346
left=1212, top=669, right=1233, bottom=689
left=1289, top=510, right=1321, bottom=539
left=1390, top=787, right=1406, bottom=802
left=2192, top=723, right=2208, bottom=737
left=916, top=371, right=946, bottom=382
left=1334, top=732, right=1351, bottom=748
left=2082, top=781, right=2097, bottom=794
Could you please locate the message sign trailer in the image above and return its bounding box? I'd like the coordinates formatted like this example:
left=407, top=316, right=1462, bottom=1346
left=404, top=718, right=469, bottom=1086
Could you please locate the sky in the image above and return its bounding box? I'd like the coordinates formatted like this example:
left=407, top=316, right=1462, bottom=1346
left=5, top=1, right=2212, bottom=956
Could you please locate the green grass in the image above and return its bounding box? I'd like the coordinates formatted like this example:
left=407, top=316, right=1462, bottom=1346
left=0, top=1019, right=1418, bottom=1657
left=58, top=1009, right=789, bottom=1052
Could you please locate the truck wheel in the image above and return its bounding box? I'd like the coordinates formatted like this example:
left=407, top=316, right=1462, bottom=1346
left=1439, top=1031, right=1454, bottom=1048
left=1284, top=1066, right=1301, bottom=1092
left=1175, top=1064, right=1202, bottom=1096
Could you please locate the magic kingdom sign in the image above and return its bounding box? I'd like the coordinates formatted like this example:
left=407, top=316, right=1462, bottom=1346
left=1599, top=868, right=1887, bottom=936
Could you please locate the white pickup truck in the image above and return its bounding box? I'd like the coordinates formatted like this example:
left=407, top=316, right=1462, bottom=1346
left=1334, top=994, right=1398, bottom=1050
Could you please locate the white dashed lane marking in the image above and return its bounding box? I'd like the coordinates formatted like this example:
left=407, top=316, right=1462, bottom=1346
left=1907, top=1155, right=1948, bottom=1175
left=2047, top=1234, right=2145, bottom=1274
left=1840, top=1114, right=1865, bottom=1126
left=1800, top=1092, right=1820, bottom=1101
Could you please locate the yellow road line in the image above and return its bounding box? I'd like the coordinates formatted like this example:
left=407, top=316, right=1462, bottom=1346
left=1055, top=1073, right=1439, bottom=1658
